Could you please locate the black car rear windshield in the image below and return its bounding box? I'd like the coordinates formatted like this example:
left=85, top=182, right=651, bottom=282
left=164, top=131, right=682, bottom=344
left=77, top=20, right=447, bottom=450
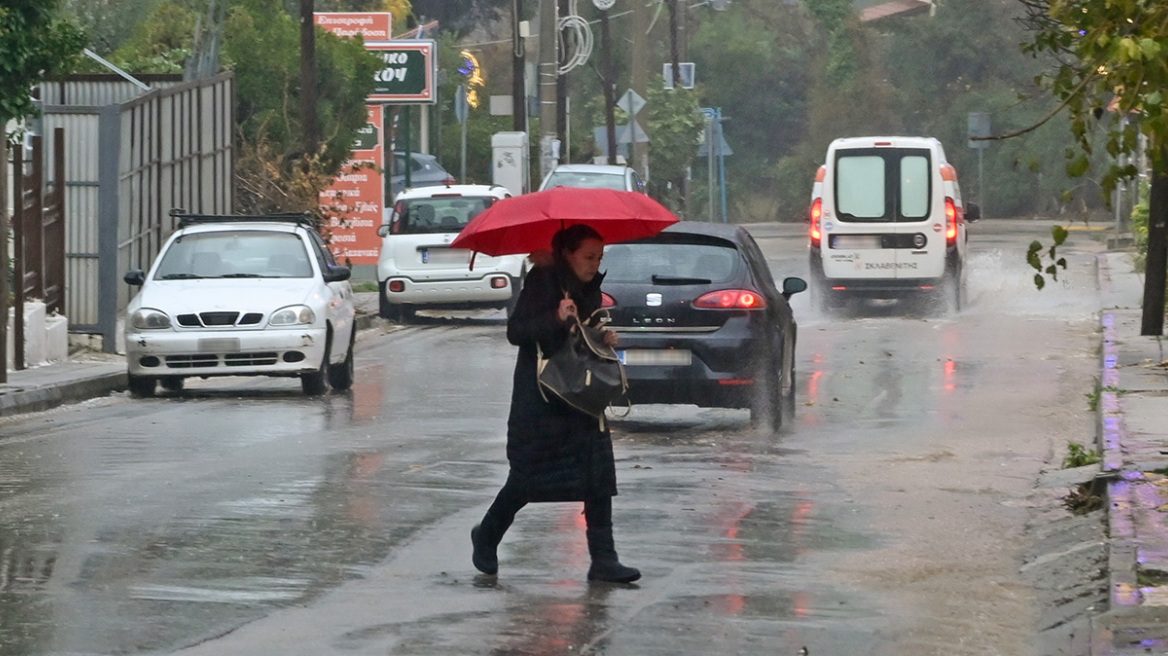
left=393, top=197, right=493, bottom=234
left=834, top=147, right=932, bottom=223
left=603, top=241, right=739, bottom=284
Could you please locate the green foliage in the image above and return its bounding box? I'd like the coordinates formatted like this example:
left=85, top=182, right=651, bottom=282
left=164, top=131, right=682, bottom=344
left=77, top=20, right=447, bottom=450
left=222, top=0, right=379, bottom=173
left=1020, top=0, right=1168, bottom=201
left=109, top=2, right=196, bottom=73
left=1026, top=225, right=1069, bottom=290
left=1062, top=442, right=1101, bottom=469
left=646, top=81, right=703, bottom=215
left=0, top=2, right=87, bottom=126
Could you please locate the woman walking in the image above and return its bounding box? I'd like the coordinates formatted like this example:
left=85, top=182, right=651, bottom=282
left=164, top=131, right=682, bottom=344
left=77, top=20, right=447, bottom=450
left=471, top=224, right=640, bottom=583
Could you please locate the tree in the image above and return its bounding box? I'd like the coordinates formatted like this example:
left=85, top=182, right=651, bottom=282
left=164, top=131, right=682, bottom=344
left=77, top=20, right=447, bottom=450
left=0, top=1, right=86, bottom=381
left=222, top=0, right=379, bottom=213
left=0, top=3, right=87, bottom=125
left=1019, top=0, right=1168, bottom=334
left=646, top=80, right=703, bottom=217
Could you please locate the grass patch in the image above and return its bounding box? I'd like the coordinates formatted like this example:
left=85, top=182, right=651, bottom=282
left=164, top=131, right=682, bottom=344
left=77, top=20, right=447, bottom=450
left=1063, top=442, right=1101, bottom=469
left=351, top=281, right=378, bottom=293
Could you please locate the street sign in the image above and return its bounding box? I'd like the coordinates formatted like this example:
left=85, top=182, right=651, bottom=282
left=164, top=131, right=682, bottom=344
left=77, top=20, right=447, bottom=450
left=366, top=41, right=438, bottom=104
left=617, top=89, right=646, bottom=117
left=968, top=111, right=991, bottom=149
left=616, top=120, right=650, bottom=145
left=663, top=63, right=695, bottom=90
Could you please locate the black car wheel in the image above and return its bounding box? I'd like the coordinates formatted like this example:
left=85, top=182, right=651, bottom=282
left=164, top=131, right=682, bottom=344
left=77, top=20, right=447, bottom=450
left=301, top=333, right=331, bottom=395
left=128, top=374, right=156, bottom=398
left=328, top=329, right=355, bottom=391
left=781, top=332, right=797, bottom=420
left=749, top=352, right=784, bottom=433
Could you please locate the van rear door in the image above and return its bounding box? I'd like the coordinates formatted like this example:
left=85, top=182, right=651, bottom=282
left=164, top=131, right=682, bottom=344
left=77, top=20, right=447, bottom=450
left=822, top=147, right=944, bottom=281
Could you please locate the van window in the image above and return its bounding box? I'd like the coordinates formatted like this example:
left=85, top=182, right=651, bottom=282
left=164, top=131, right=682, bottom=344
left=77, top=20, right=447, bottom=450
left=900, top=155, right=929, bottom=218
left=837, top=156, right=886, bottom=219
left=834, top=148, right=933, bottom=223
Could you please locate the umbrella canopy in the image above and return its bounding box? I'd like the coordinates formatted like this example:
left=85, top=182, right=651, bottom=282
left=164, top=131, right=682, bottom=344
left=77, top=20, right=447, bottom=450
left=449, top=186, right=679, bottom=257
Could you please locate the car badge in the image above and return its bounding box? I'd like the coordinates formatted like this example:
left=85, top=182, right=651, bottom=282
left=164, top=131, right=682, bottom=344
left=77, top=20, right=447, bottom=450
left=646, top=293, right=662, bottom=307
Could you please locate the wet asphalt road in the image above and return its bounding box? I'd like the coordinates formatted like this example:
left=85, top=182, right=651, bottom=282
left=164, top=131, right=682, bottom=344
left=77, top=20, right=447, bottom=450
left=0, top=220, right=1105, bottom=655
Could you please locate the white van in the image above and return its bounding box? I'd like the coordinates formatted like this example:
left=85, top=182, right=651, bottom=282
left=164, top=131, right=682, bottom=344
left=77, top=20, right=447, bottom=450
left=807, top=136, right=979, bottom=311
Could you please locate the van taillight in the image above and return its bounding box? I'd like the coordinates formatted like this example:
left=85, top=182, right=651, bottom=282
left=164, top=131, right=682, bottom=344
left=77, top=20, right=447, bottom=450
left=809, top=198, right=822, bottom=247
left=694, top=290, right=767, bottom=309
left=945, top=197, right=957, bottom=245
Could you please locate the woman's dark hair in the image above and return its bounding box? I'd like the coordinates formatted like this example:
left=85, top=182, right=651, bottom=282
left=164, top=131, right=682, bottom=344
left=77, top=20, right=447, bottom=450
left=552, top=224, right=603, bottom=266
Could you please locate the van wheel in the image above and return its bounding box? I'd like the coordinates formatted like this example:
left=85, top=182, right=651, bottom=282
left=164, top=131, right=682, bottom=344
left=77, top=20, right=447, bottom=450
left=940, top=267, right=964, bottom=314
left=159, top=376, right=184, bottom=392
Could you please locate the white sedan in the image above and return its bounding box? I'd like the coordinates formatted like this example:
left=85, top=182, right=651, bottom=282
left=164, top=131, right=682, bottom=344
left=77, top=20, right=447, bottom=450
left=123, top=213, right=357, bottom=396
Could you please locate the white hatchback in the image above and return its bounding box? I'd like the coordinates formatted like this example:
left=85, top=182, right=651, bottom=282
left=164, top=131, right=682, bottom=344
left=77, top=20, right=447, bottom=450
left=376, top=184, right=526, bottom=321
left=123, top=213, right=357, bottom=397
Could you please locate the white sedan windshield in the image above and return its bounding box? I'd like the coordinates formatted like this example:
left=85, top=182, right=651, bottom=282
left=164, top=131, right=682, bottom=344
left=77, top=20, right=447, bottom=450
left=154, top=232, right=313, bottom=279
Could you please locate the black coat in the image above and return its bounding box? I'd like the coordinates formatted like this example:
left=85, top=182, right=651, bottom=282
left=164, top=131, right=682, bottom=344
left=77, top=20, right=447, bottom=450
left=503, top=263, right=618, bottom=502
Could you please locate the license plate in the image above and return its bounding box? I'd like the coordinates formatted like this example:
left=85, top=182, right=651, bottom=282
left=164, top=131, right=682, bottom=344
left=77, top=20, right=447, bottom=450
left=831, top=235, right=882, bottom=250
left=198, top=338, right=240, bottom=353
left=618, top=349, right=692, bottom=366
left=419, top=247, right=469, bottom=265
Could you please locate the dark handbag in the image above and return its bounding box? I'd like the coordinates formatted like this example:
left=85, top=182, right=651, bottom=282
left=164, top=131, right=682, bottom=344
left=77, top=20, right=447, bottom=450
left=537, top=314, right=628, bottom=420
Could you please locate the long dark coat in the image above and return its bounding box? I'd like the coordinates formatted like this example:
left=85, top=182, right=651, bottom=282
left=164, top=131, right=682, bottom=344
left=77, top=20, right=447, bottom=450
left=503, top=262, right=618, bottom=502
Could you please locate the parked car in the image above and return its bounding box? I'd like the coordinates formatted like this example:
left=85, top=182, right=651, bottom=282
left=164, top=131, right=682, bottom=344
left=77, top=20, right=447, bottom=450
left=538, top=163, right=646, bottom=193
left=376, top=184, right=526, bottom=321
left=122, top=212, right=357, bottom=397
left=600, top=222, right=806, bottom=431
left=390, top=151, right=457, bottom=198
left=807, top=135, right=979, bottom=313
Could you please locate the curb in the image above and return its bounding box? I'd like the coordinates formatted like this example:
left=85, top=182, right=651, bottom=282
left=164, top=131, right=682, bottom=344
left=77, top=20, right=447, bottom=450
left=0, top=370, right=127, bottom=417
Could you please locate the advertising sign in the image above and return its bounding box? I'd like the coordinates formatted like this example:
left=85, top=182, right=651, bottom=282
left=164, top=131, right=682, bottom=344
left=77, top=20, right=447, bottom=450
left=366, top=41, right=437, bottom=103
left=319, top=106, right=384, bottom=265
left=313, top=12, right=392, bottom=41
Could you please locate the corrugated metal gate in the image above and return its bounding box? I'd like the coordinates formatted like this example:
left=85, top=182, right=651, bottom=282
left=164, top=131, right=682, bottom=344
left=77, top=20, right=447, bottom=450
left=41, top=72, right=234, bottom=351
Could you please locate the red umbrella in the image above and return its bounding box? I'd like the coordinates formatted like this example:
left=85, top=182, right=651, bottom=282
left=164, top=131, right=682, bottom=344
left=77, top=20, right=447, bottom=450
left=450, top=187, right=679, bottom=261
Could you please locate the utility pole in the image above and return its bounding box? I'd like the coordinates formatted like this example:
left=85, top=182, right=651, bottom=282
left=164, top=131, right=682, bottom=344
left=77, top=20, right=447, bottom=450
left=538, top=0, right=559, bottom=179
left=599, top=7, right=617, bottom=165
left=1142, top=155, right=1168, bottom=335
left=299, top=0, right=318, bottom=162
left=557, top=0, right=569, bottom=148
left=512, top=0, right=526, bottom=132
left=668, top=0, right=681, bottom=85
left=631, top=0, right=649, bottom=177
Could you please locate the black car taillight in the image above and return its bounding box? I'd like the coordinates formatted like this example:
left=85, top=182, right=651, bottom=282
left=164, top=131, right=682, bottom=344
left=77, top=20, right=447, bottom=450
left=601, top=292, right=616, bottom=308
left=693, top=290, right=767, bottom=309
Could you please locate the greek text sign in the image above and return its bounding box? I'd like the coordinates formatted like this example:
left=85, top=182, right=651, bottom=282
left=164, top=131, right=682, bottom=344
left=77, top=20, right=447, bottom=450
left=366, top=41, right=437, bottom=104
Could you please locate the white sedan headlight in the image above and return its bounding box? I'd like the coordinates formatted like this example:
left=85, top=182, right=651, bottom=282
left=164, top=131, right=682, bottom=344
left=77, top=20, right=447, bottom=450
left=269, top=305, right=316, bottom=326
left=129, top=308, right=172, bottom=330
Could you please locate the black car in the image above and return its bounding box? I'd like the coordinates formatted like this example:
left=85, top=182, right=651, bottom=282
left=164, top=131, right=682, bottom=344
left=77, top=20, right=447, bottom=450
left=600, top=222, right=806, bottom=431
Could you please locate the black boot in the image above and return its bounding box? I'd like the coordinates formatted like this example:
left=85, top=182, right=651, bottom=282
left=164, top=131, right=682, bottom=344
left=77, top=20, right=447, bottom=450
left=471, top=522, right=498, bottom=575
left=472, top=487, right=524, bottom=576
left=585, top=498, right=641, bottom=583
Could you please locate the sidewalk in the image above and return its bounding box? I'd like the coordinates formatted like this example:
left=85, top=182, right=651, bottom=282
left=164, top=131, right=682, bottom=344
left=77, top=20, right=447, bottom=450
left=1093, top=252, right=1168, bottom=654
left=0, top=291, right=384, bottom=418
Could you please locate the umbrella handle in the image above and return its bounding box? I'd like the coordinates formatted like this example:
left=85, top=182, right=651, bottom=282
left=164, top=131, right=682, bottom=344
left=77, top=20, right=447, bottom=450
left=469, top=251, right=477, bottom=271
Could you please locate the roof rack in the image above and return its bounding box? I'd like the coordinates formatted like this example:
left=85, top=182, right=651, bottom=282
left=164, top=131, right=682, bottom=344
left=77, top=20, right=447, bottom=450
left=169, top=209, right=316, bottom=229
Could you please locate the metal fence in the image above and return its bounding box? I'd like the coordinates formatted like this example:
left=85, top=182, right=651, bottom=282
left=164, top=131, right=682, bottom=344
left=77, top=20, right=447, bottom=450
left=41, top=72, right=235, bottom=351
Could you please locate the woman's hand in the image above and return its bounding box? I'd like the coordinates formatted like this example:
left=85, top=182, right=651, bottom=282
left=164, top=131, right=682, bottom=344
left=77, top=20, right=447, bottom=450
left=602, top=329, right=618, bottom=347
left=557, top=297, right=578, bottom=323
